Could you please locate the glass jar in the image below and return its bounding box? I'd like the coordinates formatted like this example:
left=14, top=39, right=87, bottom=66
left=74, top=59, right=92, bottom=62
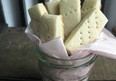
left=36, top=49, right=97, bottom=81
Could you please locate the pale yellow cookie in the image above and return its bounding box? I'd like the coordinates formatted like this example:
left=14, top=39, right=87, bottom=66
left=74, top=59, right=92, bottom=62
left=82, top=0, right=101, bottom=19
left=28, top=3, right=48, bottom=21
left=65, top=9, right=108, bottom=54
left=60, top=0, right=81, bottom=38
left=45, top=0, right=60, bottom=15
left=30, top=14, right=64, bottom=43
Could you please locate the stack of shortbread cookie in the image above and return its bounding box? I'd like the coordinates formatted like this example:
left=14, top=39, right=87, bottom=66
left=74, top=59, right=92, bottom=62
left=28, top=0, right=108, bottom=55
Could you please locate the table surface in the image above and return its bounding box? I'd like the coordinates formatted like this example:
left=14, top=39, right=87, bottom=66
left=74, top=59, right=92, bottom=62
left=0, top=27, right=116, bottom=81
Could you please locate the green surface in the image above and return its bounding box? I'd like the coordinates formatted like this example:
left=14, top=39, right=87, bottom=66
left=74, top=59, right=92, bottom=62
left=0, top=28, right=41, bottom=80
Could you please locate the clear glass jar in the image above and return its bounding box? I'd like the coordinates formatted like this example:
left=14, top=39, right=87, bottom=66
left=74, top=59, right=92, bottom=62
left=36, top=49, right=97, bottom=81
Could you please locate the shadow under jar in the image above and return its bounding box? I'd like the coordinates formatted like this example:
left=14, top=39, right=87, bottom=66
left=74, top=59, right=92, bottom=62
left=36, top=48, right=97, bottom=81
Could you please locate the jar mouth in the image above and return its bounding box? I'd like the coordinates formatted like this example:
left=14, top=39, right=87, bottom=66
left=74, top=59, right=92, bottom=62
left=36, top=47, right=95, bottom=61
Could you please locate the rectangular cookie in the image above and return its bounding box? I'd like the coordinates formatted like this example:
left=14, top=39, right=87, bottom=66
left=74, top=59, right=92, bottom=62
left=30, top=14, right=64, bottom=43
left=82, top=0, right=101, bottom=19
left=65, top=9, right=108, bottom=54
left=45, top=0, right=60, bottom=15
left=60, top=0, right=81, bottom=38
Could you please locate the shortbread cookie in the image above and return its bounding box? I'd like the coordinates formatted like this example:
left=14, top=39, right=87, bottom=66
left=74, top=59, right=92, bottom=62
left=82, top=0, right=101, bottom=19
left=28, top=3, right=48, bottom=21
left=65, top=9, right=108, bottom=53
left=45, top=0, right=60, bottom=15
left=60, top=0, right=81, bottom=38
left=30, top=14, right=64, bottom=43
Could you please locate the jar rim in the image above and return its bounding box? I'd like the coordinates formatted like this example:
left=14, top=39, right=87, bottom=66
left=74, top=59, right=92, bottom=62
left=36, top=47, right=95, bottom=61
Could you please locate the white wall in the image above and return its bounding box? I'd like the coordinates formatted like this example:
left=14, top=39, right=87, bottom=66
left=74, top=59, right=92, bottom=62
left=1, top=0, right=22, bottom=27
left=104, top=0, right=116, bottom=31
left=1, top=0, right=39, bottom=27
